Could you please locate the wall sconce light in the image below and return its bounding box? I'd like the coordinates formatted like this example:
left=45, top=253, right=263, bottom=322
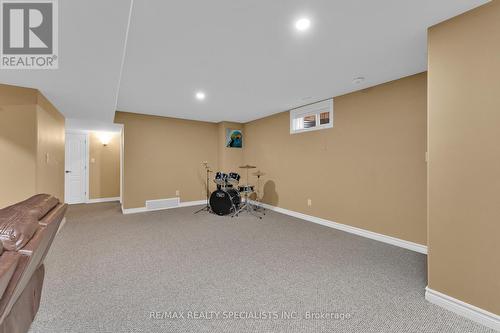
left=97, top=132, right=112, bottom=146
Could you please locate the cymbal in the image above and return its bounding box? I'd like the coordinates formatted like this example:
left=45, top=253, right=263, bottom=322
left=239, top=164, right=257, bottom=169
left=253, top=171, right=265, bottom=177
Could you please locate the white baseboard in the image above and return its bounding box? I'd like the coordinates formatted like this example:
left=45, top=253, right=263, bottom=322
left=179, top=200, right=206, bottom=207
left=121, top=206, right=147, bottom=214
left=251, top=201, right=427, bottom=254
left=87, top=197, right=120, bottom=204
left=121, top=200, right=206, bottom=215
left=425, top=287, right=500, bottom=331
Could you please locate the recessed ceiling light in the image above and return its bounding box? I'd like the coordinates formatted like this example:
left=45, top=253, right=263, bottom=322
left=195, top=91, right=206, bottom=101
left=353, top=77, right=365, bottom=85
left=295, top=18, right=311, bottom=32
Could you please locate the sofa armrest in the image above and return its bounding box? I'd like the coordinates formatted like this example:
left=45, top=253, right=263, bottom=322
left=0, top=253, right=20, bottom=301
left=20, top=203, right=66, bottom=257
left=38, top=203, right=67, bottom=227
left=0, top=202, right=67, bottom=324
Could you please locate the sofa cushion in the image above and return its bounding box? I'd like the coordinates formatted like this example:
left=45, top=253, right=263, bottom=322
left=0, top=209, right=39, bottom=252
left=11, top=194, right=59, bottom=221
left=0, top=194, right=59, bottom=252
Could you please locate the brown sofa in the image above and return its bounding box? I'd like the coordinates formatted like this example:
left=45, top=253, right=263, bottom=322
left=0, top=194, right=67, bottom=333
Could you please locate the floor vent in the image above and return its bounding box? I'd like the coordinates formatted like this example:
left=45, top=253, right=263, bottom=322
left=145, top=197, right=180, bottom=210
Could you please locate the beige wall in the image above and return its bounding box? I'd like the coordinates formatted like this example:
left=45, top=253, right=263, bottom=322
left=244, top=73, right=428, bottom=245
left=428, top=1, right=500, bottom=315
left=89, top=132, right=121, bottom=199
left=217, top=122, right=244, bottom=173
left=36, top=93, right=65, bottom=202
left=0, top=85, right=38, bottom=207
left=115, top=112, right=218, bottom=209
left=0, top=84, right=65, bottom=208
left=115, top=76, right=427, bottom=244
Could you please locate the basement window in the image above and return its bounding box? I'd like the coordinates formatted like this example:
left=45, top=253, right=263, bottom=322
left=290, top=99, right=334, bottom=134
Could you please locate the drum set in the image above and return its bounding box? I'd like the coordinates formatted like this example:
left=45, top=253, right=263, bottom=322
left=195, top=163, right=264, bottom=219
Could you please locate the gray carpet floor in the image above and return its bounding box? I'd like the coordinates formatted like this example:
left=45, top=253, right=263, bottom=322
left=29, top=202, right=494, bottom=333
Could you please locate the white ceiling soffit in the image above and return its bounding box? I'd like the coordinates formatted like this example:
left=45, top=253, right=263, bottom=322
left=0, top=0, right=133, bottom=123
left=117, top=0, right=489, bottom=123
left=65, top=118, right=123, bottom=133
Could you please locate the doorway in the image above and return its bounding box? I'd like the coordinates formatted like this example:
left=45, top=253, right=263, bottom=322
left=64, top=132, right=88, bottom=204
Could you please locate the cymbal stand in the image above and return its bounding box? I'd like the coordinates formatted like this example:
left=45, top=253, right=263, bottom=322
left=253, top=173, right=266, bottom=215
left=245, top=167, right=250, bottom=186
left=234, top=190, right=262, bottom=219
left=194, top=162, right=212, bottom=214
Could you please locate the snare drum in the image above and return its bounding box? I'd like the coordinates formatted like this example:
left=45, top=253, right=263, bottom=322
left=238, top=185, right=254, bottom=193
left=214, top=172, right=228, bottom=185
left=228, top=172, right=241, bottom=185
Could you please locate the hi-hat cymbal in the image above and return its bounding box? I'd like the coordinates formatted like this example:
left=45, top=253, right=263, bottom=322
left=253, top=171, right=265, bottom=177
left=239, top=164, right=257, bottom=169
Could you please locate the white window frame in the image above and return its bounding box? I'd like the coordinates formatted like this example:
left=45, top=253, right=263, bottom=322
left=290, top=99, right=334, bottom=134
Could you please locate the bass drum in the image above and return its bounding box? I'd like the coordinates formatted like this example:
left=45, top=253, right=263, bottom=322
left=210, top=189, right=241, bottom=216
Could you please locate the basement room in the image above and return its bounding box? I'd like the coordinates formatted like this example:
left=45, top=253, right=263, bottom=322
left=0, top=1, right=498, bottom=332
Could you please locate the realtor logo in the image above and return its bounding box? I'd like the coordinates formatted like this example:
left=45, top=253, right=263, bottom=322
left=1, top=0, right=58, bottom=69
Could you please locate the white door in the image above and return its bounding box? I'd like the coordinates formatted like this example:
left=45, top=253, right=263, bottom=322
left=65, top=133, right=87, bottom=204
